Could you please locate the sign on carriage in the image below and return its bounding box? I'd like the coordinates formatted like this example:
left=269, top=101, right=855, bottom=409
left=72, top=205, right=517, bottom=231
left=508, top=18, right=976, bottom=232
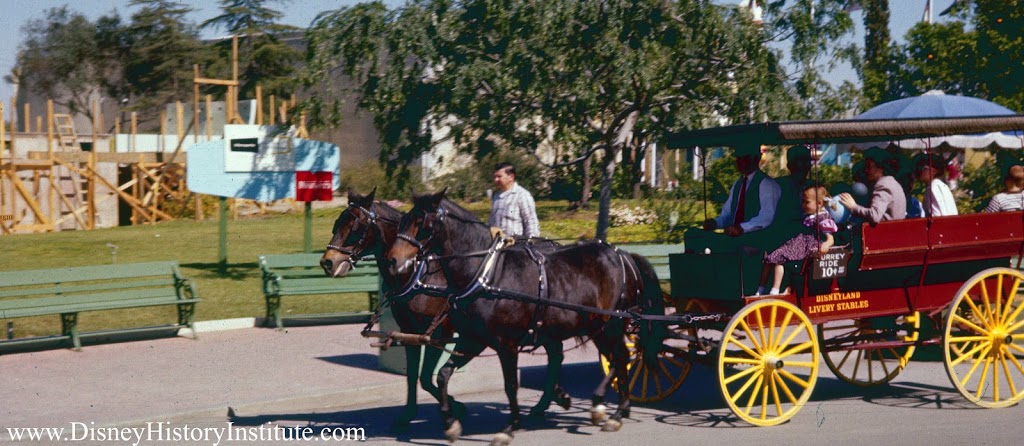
left=813, top=249, right=850, bottom=280
left=185, top=125, right=340, bottom=201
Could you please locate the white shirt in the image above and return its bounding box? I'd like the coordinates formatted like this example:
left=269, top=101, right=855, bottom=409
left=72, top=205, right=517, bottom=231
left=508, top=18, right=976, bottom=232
left=925, top=178, right=958, bottom=217
left=714, top=171, right=781, bottom=233
left=489, top=182, right=540, bottom=238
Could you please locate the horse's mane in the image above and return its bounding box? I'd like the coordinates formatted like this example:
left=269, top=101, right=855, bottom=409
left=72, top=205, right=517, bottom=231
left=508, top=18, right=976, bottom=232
left=371, top=200, right=402, bottom=222
left=439, top=198, right=483, bottom=224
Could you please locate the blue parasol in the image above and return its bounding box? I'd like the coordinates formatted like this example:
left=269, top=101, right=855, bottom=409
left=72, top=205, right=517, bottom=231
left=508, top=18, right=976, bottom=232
left=851, top=90, right=1024, bottom=150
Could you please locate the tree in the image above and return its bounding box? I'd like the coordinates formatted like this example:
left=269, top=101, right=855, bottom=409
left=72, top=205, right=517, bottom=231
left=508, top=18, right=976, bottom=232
left=759, top=0, right=860, bottom=119
left=860, top=0, right=893, bottom=106
left=306, top=0, right=797, bottom=240
left=11, top=7, right=124, bottom=126
left=888, top=0, right=1023, bottom=110
left=122, top=0, right=208, bottom=127
left=201, top=0, right=302, bottom=99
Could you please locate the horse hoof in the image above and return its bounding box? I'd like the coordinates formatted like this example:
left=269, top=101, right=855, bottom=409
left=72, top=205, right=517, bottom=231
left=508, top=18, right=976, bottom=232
left=452, top=400, right=468, bottom=421
left=490, top=432, right=513, bottom=446
left=601, top=419, right=623, bottom=432
left=393, top=408, right=416, bottom=428
left=556, top=394, right=571, bottom=410
left=445, top=420, right=462, bottom=443
left=589, top=404, right=608, bottom=426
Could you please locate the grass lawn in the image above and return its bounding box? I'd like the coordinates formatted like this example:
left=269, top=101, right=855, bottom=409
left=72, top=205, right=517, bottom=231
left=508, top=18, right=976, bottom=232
left=0, top=199, right=676, bottom=339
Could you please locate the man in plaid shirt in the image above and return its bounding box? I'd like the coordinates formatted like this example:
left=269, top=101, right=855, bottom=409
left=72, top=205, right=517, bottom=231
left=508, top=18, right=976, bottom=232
left=489, top=162, right=540, bottom=238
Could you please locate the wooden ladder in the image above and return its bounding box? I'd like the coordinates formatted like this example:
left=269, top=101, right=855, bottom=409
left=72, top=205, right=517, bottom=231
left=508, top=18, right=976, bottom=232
left=52, top=113, right=88, bottom=227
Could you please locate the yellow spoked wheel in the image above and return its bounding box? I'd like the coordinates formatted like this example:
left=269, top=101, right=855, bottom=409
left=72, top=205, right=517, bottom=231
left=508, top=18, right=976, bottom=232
left=600, top=334, right=690, bottom=403
left=818, top=312, right=919, bottom=387
left=718, top=299, right=819, bottom=426
left=943, top=267, right=1024, bottom=408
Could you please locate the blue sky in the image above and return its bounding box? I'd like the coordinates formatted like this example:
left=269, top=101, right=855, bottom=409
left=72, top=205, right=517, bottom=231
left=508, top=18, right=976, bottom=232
left=1, top=0, right=954, bottom=123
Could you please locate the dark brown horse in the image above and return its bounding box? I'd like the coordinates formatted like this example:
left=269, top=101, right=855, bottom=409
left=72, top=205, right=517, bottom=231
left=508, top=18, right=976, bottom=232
left=386, top=191, right=666, bottom=446
left=319, top=188, right=570, bottom=430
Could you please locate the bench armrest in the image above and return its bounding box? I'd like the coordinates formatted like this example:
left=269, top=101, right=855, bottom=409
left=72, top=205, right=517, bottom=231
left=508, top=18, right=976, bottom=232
left=174, top=275, right=200, bottom=300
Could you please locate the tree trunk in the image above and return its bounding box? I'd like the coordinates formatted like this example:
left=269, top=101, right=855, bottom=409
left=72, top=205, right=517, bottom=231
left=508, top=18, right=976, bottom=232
left=579, top=155, right=593, bottom=208
left=632, top=142, right=645, bottom=200
left=596, top=110, right=639, bottom=241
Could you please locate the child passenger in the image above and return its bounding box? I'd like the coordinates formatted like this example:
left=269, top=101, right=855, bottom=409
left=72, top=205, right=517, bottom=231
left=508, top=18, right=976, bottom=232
left=984, top=165, right=1024, bottom=212
left=756, top=185, right=837, bottom=296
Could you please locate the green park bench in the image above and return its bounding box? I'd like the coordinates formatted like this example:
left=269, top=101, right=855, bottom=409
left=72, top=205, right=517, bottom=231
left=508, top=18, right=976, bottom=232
left=258, top=253, right=380, bottom=330
left=618, top=243, right=682, bottom=283
left=0, top=261, right=201, bottom=351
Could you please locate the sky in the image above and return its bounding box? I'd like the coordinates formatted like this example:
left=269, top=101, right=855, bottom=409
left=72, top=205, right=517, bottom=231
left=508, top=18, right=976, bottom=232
left=0, top=0, right=955, bottom=123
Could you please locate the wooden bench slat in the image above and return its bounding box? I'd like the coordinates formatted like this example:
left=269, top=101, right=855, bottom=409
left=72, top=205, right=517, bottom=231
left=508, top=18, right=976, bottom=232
left=2, top=298, right=200, bottom=319
left=0, top=261, right=179, bottom=287
left=0, top=287, right=179, bottom=311
left=0, top=279, right=172, bottom=299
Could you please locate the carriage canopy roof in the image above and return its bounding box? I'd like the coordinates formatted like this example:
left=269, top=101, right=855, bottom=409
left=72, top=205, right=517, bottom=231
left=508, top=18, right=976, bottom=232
left=667, top=115, right=1024, bottom=149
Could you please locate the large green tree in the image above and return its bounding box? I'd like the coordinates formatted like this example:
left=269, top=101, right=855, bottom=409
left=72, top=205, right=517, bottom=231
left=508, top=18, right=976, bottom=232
left=760, top=0, right=860, bottom=119
left=11, top=7, right=124, bottom=126
left=889, top=0, right=1023, bottom=110
left=122, top=0, right=208, bottom=126
left=306, top=0, right=796, bottom=240
left=201, top=0, right=302, bottom=99
left=860, top=0, right=893, bottom=106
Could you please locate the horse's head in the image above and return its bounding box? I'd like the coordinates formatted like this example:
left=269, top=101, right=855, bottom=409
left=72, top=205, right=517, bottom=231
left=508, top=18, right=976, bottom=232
left=387, top=189, right=449, bottom=276
left=321, top=187, right=381, bottom=277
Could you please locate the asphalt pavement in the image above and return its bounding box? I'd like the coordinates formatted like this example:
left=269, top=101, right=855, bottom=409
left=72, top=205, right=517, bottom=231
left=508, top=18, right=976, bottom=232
left=0, top=321, right=603, bottom=445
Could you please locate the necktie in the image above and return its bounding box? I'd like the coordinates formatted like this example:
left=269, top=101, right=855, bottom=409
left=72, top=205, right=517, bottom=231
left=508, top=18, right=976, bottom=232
left=734, top=175, right=748, bottom=226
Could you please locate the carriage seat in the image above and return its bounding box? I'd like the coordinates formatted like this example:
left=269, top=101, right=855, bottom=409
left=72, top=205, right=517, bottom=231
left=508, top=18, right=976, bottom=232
left=859, top=212, right=1024, bottom=271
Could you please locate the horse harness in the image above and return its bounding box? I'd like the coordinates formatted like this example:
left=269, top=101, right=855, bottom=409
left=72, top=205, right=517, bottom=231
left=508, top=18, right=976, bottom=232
left=324, top=204, right=397, bottom=268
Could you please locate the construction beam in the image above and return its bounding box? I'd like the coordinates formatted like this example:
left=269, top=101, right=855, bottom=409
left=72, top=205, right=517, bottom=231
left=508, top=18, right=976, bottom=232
left=193, top=77, right=239, bottom=87
left=27, top=151, right=165, bottom=163
left=3, top=170, right=52, bottom=231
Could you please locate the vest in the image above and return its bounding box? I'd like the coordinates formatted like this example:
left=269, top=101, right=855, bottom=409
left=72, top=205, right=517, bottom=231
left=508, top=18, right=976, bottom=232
left=729, top=170, right=766, bottom=225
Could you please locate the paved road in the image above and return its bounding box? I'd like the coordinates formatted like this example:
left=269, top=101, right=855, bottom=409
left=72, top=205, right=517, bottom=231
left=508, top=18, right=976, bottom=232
left=307, top=356, right=1024, bottom=446
left=3, top=323, right=1023, bottom=445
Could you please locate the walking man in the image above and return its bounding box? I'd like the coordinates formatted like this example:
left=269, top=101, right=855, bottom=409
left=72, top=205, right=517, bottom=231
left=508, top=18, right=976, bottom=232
left=489, top=162, right=540, bottom=238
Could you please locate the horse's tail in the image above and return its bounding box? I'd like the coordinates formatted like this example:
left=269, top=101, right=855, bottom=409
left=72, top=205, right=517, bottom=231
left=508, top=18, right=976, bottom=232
left=628, top=253, right=668, bottom=369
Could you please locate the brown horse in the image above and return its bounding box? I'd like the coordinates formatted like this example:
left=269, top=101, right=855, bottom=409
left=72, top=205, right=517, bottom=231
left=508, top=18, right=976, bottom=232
left=386, top=191, right=666, bottom=446
left=319, top=188, right=570, bottom=430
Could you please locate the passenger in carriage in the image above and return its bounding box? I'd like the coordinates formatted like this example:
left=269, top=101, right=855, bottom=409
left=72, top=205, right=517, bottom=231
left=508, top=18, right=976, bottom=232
left=700, top=142, right=781, bottom=237
left=756, top=185, right=837, bottom=296
left=984, top=165, right=1024, bottom=212
left=686, top=141, right=781, bottom=254
left=837, top=147, right=907, bottom=224
left=896, top=154, right=925, bottom=219
left=774, top=145, right=814, bottom=231
left=913, top=153, right=958, bottom=217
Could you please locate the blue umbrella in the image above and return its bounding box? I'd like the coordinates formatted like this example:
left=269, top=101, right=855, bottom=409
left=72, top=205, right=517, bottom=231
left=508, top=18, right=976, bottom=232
left=851, top=90, right=1024, bottom=150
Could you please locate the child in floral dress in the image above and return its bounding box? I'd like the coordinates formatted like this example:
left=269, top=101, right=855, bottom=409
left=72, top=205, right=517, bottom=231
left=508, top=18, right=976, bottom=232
left=756, top=185, right=838, bottom=296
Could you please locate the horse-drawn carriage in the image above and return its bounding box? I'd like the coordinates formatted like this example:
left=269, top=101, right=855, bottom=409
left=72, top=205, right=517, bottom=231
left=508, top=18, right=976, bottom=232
left=322, top=114, right=1024, bottom=443
left=615, top=115, right=1024, bottom=426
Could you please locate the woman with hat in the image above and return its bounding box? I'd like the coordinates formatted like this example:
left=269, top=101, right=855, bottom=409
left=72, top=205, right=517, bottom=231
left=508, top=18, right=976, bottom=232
left=837, top=147, right=907, bottom=224
left=914, top=152, right=958, bottom=217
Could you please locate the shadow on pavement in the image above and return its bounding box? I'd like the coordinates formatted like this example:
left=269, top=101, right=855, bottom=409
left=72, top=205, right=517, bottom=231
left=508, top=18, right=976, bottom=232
left=317, top=353, right=380, bottom=372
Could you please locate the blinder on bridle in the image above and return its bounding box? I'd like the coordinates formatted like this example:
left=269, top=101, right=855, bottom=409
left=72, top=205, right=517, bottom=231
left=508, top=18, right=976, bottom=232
left=396, top=206, right=448, bottom=256
left=325, top=205, right=379, bottom=264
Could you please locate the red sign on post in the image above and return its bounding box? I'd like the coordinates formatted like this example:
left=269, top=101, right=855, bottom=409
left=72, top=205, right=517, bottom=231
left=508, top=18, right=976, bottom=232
left=296, top=171, right=334, bottom=202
